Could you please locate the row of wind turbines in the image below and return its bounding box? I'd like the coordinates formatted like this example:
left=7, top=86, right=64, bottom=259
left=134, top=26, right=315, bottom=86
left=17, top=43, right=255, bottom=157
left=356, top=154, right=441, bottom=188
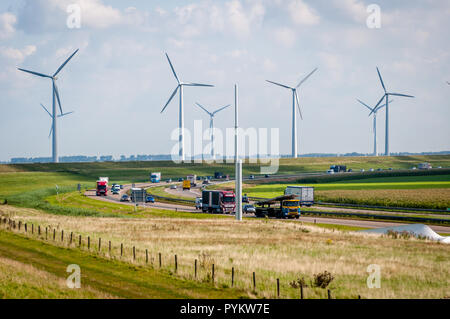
left=17, top=49, right=415, bottom=163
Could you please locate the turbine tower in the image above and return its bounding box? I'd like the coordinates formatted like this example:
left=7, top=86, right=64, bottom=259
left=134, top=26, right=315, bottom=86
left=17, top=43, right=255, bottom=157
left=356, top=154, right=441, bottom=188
left=195, top=102, right=231, bottom=159
left=357, top=99, right=391, bottom=156
left=266, top=68, right=318, bottom=158
left=161, top=53, right=214, bottom=161
left=18, top=49, right=79, bottom=163
left=372, top=67, right=414, bottom=156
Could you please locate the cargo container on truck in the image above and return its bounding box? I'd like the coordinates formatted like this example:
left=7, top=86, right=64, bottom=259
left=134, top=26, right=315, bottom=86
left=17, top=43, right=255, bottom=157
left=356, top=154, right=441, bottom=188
left=186, top=175, right=197, bottom=187
left=150, top=172, right=161, bottom=183
left=284, top=186, right=314, bottom=206
left=202, top=190, right=236, bottom=214
left=254, top=195, right=301, bottom=219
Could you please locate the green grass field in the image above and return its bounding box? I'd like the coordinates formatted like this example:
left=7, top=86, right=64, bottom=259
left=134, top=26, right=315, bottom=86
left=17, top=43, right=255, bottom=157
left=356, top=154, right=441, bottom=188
left=0, top=230, right=247, bottom=299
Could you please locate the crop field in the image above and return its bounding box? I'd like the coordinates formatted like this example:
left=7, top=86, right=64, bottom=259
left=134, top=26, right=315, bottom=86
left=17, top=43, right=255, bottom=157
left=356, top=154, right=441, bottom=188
left=1, top=204, right=449, bottom=299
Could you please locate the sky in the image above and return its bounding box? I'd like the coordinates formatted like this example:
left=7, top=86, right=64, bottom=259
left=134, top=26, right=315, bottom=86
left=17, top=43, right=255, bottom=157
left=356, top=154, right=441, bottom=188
left=0, top=0, right=449, bottom=161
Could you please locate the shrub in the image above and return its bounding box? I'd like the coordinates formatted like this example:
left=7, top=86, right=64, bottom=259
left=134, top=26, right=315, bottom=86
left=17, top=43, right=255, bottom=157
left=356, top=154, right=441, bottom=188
left=290, top=276, right=308, bottom=289
left=313, top=271, right=334, bottom=289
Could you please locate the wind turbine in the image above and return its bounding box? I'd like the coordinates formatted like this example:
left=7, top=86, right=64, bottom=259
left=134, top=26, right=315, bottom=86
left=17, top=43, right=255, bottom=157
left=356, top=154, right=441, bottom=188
left=40, top=103, right=73, bottom=138
left=17, top=49, right=79, bottom=163
left=195, top=102, right=231, bottom=159
left=357, top=99, right=392, bottom=156
left=266, top=67, right=318, bottom=158
left=160, top=53, right=214, bottom=161
left=371, top=67, right=414, bottom=156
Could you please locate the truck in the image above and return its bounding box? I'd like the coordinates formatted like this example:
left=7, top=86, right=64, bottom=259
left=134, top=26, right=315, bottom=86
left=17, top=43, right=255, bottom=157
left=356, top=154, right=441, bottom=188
left=150, top=172, right=161, bottom=183
left=96, top=177, right=109, bottom=196
left=254, top=195, right=301, bottom=219
left=182, top=180, right=191, bottom=190
left=202, top=190, right=236, bottom=214
left=186, top=175, right=197, bottom=187
left=214, top=172, right=224, bottom=179
left=330, top=165, right=347, bottom=173
left=284, top=186, right=314, bottom=206
left=418, top=163, right=432, bottom=170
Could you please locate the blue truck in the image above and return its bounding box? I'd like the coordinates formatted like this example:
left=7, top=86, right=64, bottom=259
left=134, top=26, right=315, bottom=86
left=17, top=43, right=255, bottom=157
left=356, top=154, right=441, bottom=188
left=150, top=172, right=161, bottom=183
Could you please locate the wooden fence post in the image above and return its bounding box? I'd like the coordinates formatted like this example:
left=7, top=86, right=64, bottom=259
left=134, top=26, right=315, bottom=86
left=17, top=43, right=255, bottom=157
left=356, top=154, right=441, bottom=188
left=174, top=255, right=177, bottom=273
left=231, top=267, right=234, bottom=287
left=53, top=229, right=55, bottom=241
left=212, top=264, right=215, bottom=284
left=79, top=235, right=82, bottom=247
left=121, top=243, right=123, bottom=257
left=133, top=246, right=136, bottom=261
left=300, top=283, right=304, bottom=300
left=159, top=253, right=161, bottom=268
left=18, top=221, right=21, bottom=231
left=145, top=249, right=148, bottom=264
left=31, top=224, right=34, bottom=234
left=61, top=230, right=64, bottom=242
left=38, top=225, right=41, bottom=236
left=109, top=241, right=111, bottom=255
left=195, top=259, right=197, bottom=279
left=328, top=289, right=331, bottom=299
left=24, top=223, right=27, bottom=233
left=253, top=272, right=256, bottom=291
left=88, top=236, right=90, bottom=250
left=277, top=278, right=280, bottom=298
left=45, top=227, right=47, bottom=240
left=70, top=232, right=73, bottom=245
left=99, top=238, right=101, bottom=252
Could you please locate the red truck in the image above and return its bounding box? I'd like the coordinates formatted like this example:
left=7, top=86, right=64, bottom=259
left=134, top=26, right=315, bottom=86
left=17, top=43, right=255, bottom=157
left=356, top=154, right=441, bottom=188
left=202, top=190, right=236, bottom=214
left=96, top=177, right=109, bottom=196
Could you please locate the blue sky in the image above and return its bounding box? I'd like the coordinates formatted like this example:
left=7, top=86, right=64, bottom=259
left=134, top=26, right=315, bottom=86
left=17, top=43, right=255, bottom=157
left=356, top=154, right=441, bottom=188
left=0, top=0, right=449, bottom=161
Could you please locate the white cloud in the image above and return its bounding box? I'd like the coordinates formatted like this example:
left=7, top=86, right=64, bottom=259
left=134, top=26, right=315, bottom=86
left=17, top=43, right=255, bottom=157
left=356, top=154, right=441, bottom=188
left=273, top=27, right=296, bottom=47
left=0, top=12, right=16, bottom=39
left=334, top=0, right=367, bottom=23
left=288, top=0, right=320, bottom=26
left=226, top=0, right=265, bottom=37
left=0, top=45, right=36, bottom=63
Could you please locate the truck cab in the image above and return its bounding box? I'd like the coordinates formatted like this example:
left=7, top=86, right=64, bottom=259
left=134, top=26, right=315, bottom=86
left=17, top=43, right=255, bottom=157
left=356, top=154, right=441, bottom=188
left=183, top=180, right=191, bottom=190
left=281, top=200, right=301, bottom=219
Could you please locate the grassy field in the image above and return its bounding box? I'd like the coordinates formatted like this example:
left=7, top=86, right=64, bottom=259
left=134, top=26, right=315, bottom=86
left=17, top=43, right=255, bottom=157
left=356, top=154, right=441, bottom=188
left=2, top=205, right=449, bottom=299
left=0, top=229, right=247, bottom=299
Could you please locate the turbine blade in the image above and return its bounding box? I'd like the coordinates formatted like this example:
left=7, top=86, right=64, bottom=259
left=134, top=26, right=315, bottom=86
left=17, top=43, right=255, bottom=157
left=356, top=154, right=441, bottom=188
left=161, top=86, right=179, bottom=113
left=53, top=83, right=63, bottom=115
left=195, top=102, right=212, bottom=116
left=266, top=80, right=291, bottom=89
left=212, top=104, right=231, bottom=115
left=17, top=68, right=52, bottom=79
left=295, top=91, right=303, bottom=120
left=165, top=53, right=180, bottom=84
left=356, top=99, right=374, bottom=112
left=184, top=82, right=214, bottom=87
left=388, top=93, right=414, bottom=98
left=53, top=49, right=79, bottom=77
left=58, top=111, right=74, bottom=118
left=374, top=99, right=393, bottom=112
left=370, top=95, right=386, bottom=116
left=40, top=103, right=52, bottom=118
left=376, top=67, right=387, bottom=93
left=296, top=67, right=318, bottom=88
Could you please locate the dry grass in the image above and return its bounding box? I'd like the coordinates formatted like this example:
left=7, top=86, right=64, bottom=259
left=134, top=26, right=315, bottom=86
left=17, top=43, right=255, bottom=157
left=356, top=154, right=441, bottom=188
left=1, top=205, right=449, bottom=299
left=316, top=188, right=450, bottom=209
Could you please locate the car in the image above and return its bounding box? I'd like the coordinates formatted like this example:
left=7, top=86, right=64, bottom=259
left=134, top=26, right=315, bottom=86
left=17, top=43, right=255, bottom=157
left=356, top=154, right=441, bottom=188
left=119, top=185, right=123, bottom=189
left=120, top=194, right=130, bottom=202
left=360, top=169, right=365, bottom=172
left=242, top=195, right=249, bottom=203
left=243, top=205, right=256, bottom=214
left=412, top=167, right=417, bottom=170
left=249, top=175, right=255, bottom=180
left=112, top=189, right=120, bottom=195
left=265, top=174, right=270, bottom=178
left=369, top=168, right=375, bottom=172
left=437, top=166, right=442, bottom=169
left=196, top=176, right=202, bottom=181
left=146, top=195, right=155, bottom=203
left=166, top=179, right=172, bottom=183
left=178, top=178, right=184, bottom=182
left=348, top=169, right=353, bottom=172
left=389, top=168, right=393, bottom=171
left=327, top=169, right=335, bottom=174
left=202, top=180, right=210, bottom=185
left=377, top=168, right=383, bottom=171
left=195, top=197, right=202, bottom=210
left=170, top=185, right=177, bottom=189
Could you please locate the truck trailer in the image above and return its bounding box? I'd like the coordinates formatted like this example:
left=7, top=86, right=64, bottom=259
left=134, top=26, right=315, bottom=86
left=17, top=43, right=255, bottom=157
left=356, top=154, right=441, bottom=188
left=284, top=186, right=314, bottom=206
left=202, top=190, right=236, bottom=214
left=254, top=195, right=301, bottom=219
left=150, top=172, right=161, bottom=183
left=96, top=178, right=108, bottom=196
left=186, top=175, right=197, bottom=187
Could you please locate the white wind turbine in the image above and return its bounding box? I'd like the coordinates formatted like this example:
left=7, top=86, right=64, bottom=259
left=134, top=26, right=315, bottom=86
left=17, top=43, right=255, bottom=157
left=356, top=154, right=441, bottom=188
left=371, top=67, right=414, bottom=156
left=160, top=53, right=214, bottom=161
left=195, top=102, right=231, bottom=159
left=40, top=103, right=73, bottom=139
left=357, top=99, right=392, bottom=156
left=18, top=49, right=79, bottom=163
left=266, top=67, right=318, bottom=158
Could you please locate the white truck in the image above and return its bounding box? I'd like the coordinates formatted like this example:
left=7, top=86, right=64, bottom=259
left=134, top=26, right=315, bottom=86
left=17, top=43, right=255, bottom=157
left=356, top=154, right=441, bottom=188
left=284, top=186, right=314, bottom=207
left=150, top=172, right=161, bottom=183
left=187, top=175, right=197, bottom=187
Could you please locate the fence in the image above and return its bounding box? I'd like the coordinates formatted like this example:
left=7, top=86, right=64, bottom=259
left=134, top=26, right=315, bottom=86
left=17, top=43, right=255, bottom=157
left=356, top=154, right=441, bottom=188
left=0, top=215, right=351, bottom=299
